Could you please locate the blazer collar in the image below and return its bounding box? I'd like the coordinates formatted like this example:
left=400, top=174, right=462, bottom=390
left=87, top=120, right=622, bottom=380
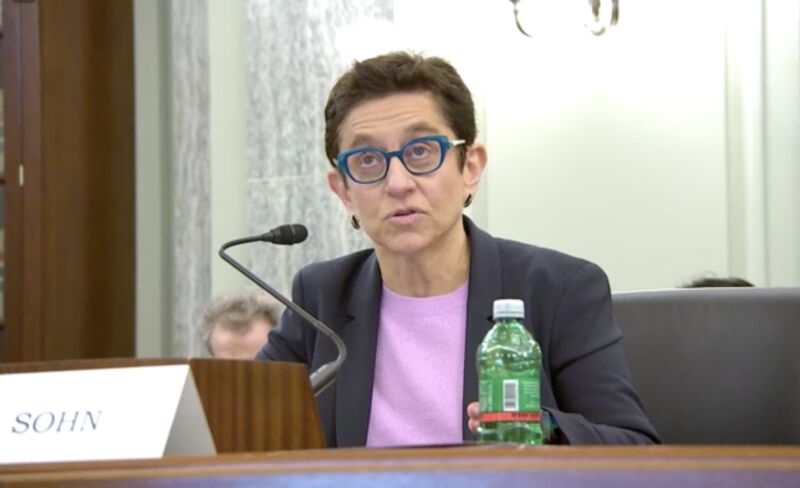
left=333, top=216, right=502, bottom=446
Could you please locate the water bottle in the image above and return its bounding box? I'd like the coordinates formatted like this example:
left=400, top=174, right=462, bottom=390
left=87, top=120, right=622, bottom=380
left=476, top=298, right=543, bottom=444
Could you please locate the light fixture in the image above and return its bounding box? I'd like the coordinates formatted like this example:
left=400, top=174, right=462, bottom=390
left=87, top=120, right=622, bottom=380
left=509, top=0, right=619, bottom=37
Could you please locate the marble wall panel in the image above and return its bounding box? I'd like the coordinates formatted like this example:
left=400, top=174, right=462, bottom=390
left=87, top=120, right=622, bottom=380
left=170, top=0, right=211, bottom=357
left=248, top=174, right=369, bottom=296
left=244, top=0, right=390, bottom=297
left=165, top=0, right=391, bottom=356
left=245, top=0, right=393, bottom=179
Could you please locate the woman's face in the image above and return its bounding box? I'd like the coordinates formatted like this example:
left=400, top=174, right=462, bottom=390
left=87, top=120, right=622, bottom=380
left=328, top=92, right=486, bottom=258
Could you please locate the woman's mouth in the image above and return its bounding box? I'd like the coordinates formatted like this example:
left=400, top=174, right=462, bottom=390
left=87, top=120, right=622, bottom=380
left=388, top=208, right=422, bottom=223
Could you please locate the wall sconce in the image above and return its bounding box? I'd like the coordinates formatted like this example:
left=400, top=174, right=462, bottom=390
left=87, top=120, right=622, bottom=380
left=509, top=0, right=619, bottom=37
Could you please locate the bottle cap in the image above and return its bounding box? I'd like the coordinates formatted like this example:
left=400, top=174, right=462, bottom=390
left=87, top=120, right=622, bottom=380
left=493, top=299, right=525, bottom=319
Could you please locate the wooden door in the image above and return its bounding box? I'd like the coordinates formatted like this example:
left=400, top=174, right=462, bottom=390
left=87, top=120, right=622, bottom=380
left=2, top=0, right=135, bottom=362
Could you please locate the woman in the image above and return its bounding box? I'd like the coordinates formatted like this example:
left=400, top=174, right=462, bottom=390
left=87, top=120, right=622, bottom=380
left=257, top=51, right=659, bottom=448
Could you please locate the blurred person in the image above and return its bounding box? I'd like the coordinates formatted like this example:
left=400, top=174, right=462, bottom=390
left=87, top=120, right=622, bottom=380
left=257, top=51, right=659, bottom=447
left=683, top=276, right=754, bottom=288
left=201, top=288, right=282, bottom=360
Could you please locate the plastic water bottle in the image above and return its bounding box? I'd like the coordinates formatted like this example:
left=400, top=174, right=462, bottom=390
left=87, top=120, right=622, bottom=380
left=476, top=298, right=543, bottom=444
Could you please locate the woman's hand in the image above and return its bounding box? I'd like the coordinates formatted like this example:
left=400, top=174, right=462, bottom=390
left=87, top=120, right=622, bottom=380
left=467, top=401, right=480, bottom=433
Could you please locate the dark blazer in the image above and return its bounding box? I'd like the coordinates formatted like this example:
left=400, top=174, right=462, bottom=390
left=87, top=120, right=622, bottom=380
left=258, top=217, right=660, bottom=446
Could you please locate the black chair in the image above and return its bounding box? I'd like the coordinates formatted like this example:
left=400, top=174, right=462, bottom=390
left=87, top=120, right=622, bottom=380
left=613, top=287, right=800, bottom=444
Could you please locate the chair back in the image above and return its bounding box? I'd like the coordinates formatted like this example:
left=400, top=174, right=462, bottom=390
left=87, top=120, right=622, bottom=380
left=612, top=287, right=800, bottom=444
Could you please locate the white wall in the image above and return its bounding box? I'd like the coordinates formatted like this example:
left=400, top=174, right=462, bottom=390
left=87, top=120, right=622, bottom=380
left=393, top=0, right=800, bottom=291
left=764, top=0, right=800, bottom=286
left=134, top=0, right=171, bottom=357
left=484, top=0, right=730, bottom=291
left=208, top=0, right=250, bottom=297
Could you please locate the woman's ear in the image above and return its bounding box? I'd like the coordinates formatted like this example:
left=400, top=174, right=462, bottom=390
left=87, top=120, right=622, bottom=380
left=462, top=142, right=487, bottom=197
left=327, top=168, right=354, bottom=214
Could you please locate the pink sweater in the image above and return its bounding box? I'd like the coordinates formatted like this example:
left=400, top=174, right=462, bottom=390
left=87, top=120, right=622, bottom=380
left=366, top=282, right=469, bottom=447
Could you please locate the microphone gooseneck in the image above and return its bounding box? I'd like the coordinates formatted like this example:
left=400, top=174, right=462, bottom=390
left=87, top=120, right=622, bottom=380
left=219, top=224, right=347, bottom=396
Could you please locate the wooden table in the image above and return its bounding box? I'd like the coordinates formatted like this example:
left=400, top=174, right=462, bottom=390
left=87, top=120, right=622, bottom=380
left=2, top=445, right=799, bottom=487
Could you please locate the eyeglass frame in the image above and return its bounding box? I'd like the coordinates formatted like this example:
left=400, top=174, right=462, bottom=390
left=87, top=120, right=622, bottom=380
left=335, top=134, right=466, bottom=184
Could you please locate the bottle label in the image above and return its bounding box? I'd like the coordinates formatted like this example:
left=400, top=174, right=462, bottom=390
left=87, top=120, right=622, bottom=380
left=479, top=411, right=540, bottom=422
left=479, top=376, right=540, bottom=423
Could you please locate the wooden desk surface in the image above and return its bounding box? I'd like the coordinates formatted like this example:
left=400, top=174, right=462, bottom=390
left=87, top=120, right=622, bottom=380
left=2, top=445, right=799, bottom=487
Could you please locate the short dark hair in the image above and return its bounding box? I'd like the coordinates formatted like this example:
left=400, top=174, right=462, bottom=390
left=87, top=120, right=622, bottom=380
left=324, top=51, right=476, bottom=168
left=199, top=289, right=282, bottom=356
left=683, top=276, right=754, bottom=288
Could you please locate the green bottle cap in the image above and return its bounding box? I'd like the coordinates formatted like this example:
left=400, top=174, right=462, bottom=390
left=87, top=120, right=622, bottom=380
left=493, top=299, right=525, bottom=319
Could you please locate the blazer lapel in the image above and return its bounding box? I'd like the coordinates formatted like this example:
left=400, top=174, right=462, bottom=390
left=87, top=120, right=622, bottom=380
left=461, top=217, right=503, bottom=440
left=335, top=253, right=383, bottom=447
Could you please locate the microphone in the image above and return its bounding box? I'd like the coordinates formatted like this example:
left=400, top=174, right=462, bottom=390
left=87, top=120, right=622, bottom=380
left=218, top=224, right=347, bottom=396
left=223, top=223, right=309, bottom=248
left=262, top=224, right=308, bottom=245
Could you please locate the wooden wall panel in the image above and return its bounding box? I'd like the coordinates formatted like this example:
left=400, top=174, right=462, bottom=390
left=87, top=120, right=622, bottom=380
left=2, top=0, right=40, bottom=362
left=3, top=0, right=135, bottom=361
left=2, top=1, right=22, bottom=361
left=38, top=0, right=135, bottom=359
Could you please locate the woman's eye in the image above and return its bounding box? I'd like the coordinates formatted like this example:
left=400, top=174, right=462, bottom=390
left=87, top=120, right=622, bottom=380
left=407, top=143, right=431, bottom=158
left=359, top=153, right=380, bottom=167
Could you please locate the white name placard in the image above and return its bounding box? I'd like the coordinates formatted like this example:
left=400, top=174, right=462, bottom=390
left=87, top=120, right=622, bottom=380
left=0, top=365, right=216, bottom=464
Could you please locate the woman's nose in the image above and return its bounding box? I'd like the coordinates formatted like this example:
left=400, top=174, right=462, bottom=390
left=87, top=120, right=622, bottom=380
left=384, top=156, right=415, bottom=194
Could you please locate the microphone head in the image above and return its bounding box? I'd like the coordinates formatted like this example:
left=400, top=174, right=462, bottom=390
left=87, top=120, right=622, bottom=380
left=269, top=224, right=308, bottom=245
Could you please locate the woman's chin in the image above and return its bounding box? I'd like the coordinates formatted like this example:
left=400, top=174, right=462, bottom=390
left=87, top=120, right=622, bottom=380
left=374, top=233, right=432, bottom=257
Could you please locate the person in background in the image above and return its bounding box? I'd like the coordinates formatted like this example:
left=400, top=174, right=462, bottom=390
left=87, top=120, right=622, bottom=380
left=200, top=288, right=282, bottom=360
left=257, top=51, right=659, bottom=447
left=683, top=276, right=754, bottom=288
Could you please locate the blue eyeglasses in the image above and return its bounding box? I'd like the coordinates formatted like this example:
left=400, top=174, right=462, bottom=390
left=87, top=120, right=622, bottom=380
left=336, top=135, right=466, bottom=184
